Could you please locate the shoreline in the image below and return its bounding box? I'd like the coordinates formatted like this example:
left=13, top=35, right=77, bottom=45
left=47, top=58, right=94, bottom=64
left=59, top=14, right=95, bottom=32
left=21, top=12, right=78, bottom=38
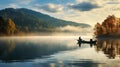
left=96, top=35, right=120, bottom=39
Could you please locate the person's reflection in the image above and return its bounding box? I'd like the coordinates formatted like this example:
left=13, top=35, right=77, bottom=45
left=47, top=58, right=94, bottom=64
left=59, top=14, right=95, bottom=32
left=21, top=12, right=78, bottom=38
left=0, top=39, right=15, bottom=60
left=90, top=43, right=93, bottom=47
left=94, top=39, right=120, bottom=59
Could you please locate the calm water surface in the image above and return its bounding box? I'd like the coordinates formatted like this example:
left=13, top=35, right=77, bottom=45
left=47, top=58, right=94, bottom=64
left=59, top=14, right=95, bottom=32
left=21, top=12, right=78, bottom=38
left=0, top=36, right=120, bottom=67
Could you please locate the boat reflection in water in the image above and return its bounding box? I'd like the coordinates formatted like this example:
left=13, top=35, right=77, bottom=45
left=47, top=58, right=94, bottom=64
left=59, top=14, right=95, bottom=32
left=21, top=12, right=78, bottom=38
left=77, top=37, right=97, bottom=47
left=95, top=38, right=120, bottom=59
left=0, top=37, right=120, bottom=67
left=77, top=37, right=120, bottom=59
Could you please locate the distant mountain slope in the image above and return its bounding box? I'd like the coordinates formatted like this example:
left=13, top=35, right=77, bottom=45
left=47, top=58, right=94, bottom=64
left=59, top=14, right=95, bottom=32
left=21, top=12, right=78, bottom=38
left=0, top=8, right=90, bottom=32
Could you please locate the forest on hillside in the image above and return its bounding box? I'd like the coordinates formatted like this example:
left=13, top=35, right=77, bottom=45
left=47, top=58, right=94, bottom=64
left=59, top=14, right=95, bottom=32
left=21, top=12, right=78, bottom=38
left=0, top=8, right=91, bottom=36
left=0, top=16, right=57, bottom=36
left=0, top=17, right=16, bottom=36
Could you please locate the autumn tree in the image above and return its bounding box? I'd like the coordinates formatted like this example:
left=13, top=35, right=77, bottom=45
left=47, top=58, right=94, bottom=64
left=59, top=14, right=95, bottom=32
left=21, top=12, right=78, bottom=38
left=94, top=22, right=102, bottom=36
left=94, top=15, right=120, bottom=37
left=0, top=16, right=16, bottom=35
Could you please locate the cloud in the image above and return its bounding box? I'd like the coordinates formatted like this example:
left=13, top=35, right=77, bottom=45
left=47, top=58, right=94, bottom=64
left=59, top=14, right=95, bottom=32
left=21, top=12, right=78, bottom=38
left=16, top=0, right=34, bottom=5
left=7, top=4, right=18, bottom=8
left=76, top=0, right=120, bottom=5
left=107, top=1, right=120, bottom=4
left=68, top=2, right=101, bottom=11
left=35, top=3, right=63, bottom=13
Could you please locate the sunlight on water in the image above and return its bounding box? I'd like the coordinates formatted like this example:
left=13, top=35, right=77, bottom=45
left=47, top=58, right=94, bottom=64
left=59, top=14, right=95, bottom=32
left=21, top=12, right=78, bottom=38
left=0, top=36, right=120, bottom=67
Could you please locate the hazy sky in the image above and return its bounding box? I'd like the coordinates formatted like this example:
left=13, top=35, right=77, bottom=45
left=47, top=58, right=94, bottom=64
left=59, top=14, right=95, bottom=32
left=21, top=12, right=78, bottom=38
left=0, top=0, right=120, bottom=26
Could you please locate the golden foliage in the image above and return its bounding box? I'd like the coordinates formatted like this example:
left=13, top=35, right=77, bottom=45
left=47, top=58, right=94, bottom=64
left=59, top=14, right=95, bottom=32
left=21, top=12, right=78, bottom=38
left=94, top=15, right=120, bottom=37
left=0, top=17, right=16, bottom=35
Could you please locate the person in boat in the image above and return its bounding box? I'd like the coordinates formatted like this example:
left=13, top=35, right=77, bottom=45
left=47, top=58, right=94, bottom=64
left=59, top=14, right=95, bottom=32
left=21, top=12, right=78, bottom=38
left=79, top=37, right=82, bottom=40
left=78, top=37, right=82, bottom=42
left=90, top=39, right=93, bottom=43
left=78, top=37, right=82, bottom=47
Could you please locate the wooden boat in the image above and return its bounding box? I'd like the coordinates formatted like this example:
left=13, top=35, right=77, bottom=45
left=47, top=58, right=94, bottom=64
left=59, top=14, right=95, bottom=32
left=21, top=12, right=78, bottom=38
left=77, top=39, right=97, bottom=45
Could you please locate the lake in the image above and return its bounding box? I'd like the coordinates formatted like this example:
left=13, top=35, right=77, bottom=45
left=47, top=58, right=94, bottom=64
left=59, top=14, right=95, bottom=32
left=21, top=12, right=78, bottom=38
left=0, top=36, right=120, bottom=67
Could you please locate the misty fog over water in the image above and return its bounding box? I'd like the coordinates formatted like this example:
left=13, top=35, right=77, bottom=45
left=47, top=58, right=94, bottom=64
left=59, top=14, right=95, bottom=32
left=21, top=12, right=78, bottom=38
left=0, top=36, right=120, bottom=67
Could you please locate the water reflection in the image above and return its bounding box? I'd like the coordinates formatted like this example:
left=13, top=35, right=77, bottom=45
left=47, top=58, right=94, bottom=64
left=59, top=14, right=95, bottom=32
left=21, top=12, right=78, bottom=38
left=68, top=60, right=102, bottom=67
left=0, top=37, right=120, bottom=67
left=77, top=38, right=120, bottom=59
left=0, top=40, right=15, bottom=61
left=95, top=38, right=120, bottom=59
left=0, top=37, right=77, bottom=62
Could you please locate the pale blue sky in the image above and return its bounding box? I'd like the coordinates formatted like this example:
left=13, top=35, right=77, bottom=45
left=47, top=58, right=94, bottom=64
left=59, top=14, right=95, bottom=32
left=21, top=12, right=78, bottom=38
left=1, top=0, right=120, bottom=26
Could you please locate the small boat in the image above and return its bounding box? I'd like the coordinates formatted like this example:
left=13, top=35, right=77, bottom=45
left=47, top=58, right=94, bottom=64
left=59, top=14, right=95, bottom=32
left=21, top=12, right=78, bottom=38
left=77, top=37, right=97, bottom=45
left=79, top=40, right=97, bottom=44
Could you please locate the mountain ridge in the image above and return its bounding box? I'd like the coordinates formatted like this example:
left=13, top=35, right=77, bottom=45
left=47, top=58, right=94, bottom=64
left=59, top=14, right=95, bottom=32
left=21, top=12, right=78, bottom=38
left=0, top=8, right=91, bottom=35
